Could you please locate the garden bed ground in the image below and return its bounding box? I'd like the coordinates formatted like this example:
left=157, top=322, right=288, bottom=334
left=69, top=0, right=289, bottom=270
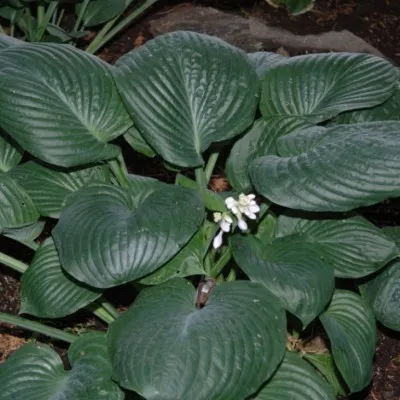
left=1, top=1, right=400, bottom=399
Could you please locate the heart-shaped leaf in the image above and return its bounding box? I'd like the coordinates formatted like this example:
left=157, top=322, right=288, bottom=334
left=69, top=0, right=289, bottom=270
left=108, top=278, right=286, bottom=400
left=53, top=183, right=204, bottom=288
left=0, top=332, right=123, bottom=400
left=260, top=53, right=396, bottom=122
left=253, top=351, right=335, bottom=399
left=226, top=117, right=311, bottom=192
left=0, top=174, right=39, bottom=230
left=113, top=31, right=260, bottom=167
left=75, top=0, right=126, bottom=27
left=319, top=290, right=376, bottom=393
left=0, top=43, right=132, bottom=167
left=231, top=235, right=334, bottom=326
left=140, top=224, right=206, bottom=285
left=20, top=238, right=103, bottom=318
left=255, top=212, right=277, bottom=244
left=0, top=130, right=22, bottom=172
left=275, top=214, right=398, bottom=278
left=248, top=52, right=289, bottom=79
left=360, top=260, right=400, bottom=332
left=250, top=121, right=400, bottom=212
left=8, top=161, right=110, bottom=218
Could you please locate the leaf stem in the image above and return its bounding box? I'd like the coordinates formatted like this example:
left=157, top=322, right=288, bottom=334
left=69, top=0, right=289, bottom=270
left=73, top=0, right=90, bottom=32
left=205, top=152, right=219, bottom=183
left=37, top=4, right=44, bottom=26
left=91, top=306, right=115, bottom=324
left=85, top=0, right=158, bottom=54
left=35, top=1, right=59, bottom=41
left=0, top=252, right=28, bottom=274
left=0, top=312, right=77, bottom=343
left=97, top=298, right=120, bottom=319
left=56, top=8, right=64, bottom=27
left=0, top=24, right=5, bottom=34
left=195, top=167, right=207, bottom=197
left=210, top=247, right=232, bottom=278
left=108, top=158, right=130, bottom=189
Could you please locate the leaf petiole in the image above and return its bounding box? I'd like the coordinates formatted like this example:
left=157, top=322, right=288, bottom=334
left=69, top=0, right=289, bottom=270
left=0, top=312, right=77, bottom=343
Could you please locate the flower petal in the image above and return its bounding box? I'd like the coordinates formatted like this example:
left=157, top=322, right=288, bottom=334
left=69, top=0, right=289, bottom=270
left=213, top=230, right=224, bottom=249
left=238, top=219, right=248, bottom=231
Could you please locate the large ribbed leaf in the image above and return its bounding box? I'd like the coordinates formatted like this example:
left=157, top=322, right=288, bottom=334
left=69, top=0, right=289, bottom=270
left=333, top=70, right=400, bottom=124
left=231, top=235, right=334, bottom=326
left=0, top=333, right=123, bottom=400
left=140, top=225, right=206, bottom=285
left=20, top=238, right=102, bottom=318
left=304, top=353, right=346, bottom=396
left=53, top=183, right=204, bottom=288
left=360, top=260, right=400, bottom=332
left=226, top=117, right=311, bottom=192
left=108, top=278, right=286, bottom=400
left=8, top=161, right=110, bottom=218
left=76, top=0, right=126, bottom=27
left=114, top=31, right=260, bottom=167
left=0, top=130, right=22, bottom=172
left=254, top=351, right=335, bottom=399
left=319, top=290, right=376, bottom=393
left=0, top=34, right=23, bottom=50
left=2, top=221, right=44, bottom=248
left=275, top=215, right=397, bottom=278
left=126, top=174, right=169, bottom=208
left=0, top=174, right=39, bottom=230
left=250, top=121, right=400, bottom=212
left=260, top=53, right=396, bottom=123
left=0, top=43, right=132, bottom=167
left=248, top=52, right=289, bottom=79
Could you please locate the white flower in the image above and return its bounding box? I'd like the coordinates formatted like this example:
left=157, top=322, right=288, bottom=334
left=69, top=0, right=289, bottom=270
left=212, top=212, right=233, bottom=249
left=237, top=218, right=248, bottom=231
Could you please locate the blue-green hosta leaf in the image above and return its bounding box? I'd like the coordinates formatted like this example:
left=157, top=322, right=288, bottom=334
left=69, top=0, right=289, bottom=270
left=8, top=161, right=110, bottom=218
left=20, top=238, right=102, bottom=318
left=108, top=278, right=286, bottom=400
left=248, top=51, right=289, bottom=79
left=0, top=174, right=39, bottom=230
left=275, top=215, right=398, bottom=278
left=226, top=117, right=311, bottom=192
left=304, top=353, right=346, bottom=396
left=76, top=0, right=126, bottom=27
left=124, top=126, right=156, bottom=158
left=255, top=212, right=277, bottom=244
left=2, top=220, right=44, bottom=247
left=231, top=235, right=334, bottom=326
left=114, top=31, right=260, bottom=167
left=333, top=87, right=400, bottom=124
left=250, top=121, right=400, bottom=212
left=126, top=173, right=169, bottom=208
left=383, top=226, right=400, bottom=250
left=0, top=34, right=23, bottom=49
left=319, top=290, right=376, bottom=393
left=0, top=333, right=124, bottom=400
left=360, top=260, right=400, bottom=332
left=254, top=351, right=335, bottom=399
left=0, top=130, right=22, bottom=172
left=140, top=225, right=206, bottom=285
left=0, top=43, right=132, bottom=167
left=260, top=53, right=396, bottom=122
left=53, top=183, right=204, bottom=288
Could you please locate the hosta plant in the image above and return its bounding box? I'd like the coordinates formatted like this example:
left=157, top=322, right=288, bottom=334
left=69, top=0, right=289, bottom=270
left=0, top=30, right=399, bottom=400
left=0, top=0, right=158, bottom=53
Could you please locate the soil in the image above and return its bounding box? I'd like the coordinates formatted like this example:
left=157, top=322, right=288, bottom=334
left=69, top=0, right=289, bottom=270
left=1, top=1, right=400, bottom=399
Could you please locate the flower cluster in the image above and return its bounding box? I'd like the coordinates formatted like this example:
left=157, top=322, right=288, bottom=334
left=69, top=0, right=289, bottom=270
left=212, top=193, right=260, bottom=249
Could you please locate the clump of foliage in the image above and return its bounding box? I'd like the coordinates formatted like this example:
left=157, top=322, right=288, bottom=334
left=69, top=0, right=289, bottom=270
left=0, top=0, right=158, bottom=53
left=0, top=29, right=399, bottom=399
